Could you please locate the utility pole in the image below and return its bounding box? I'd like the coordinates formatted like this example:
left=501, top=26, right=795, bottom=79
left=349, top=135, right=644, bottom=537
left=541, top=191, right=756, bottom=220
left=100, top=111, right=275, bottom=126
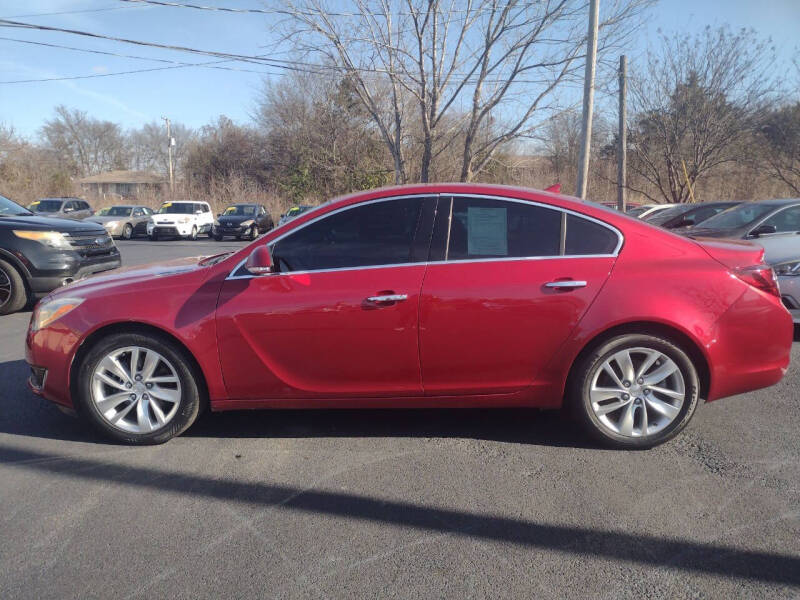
left=161, top=115, right=174, bottom=197
left=617, top=54, right=627, bottom=212
left=576, top=0, right=599, bottom=200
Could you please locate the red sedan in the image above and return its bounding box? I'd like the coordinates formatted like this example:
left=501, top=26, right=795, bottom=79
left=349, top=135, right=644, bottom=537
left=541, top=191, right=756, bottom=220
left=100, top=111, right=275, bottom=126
left=25, top=184, right=793, bottom=448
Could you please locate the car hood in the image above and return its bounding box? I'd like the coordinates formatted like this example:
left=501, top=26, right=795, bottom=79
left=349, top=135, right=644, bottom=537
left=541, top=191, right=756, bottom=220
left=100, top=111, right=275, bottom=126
left=0, top=214, right=105, bottom=233
left=49, top=256, right=209, bottom=300
left=218, top=215, right=254, bottom=225
left=86, top=215, right=126, bottom=224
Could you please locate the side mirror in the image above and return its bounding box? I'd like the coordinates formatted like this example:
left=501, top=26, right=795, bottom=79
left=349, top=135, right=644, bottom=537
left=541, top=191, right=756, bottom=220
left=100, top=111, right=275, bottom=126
left=245, top=245, right=274, bottom=275
left=217, top=212, right=222, bottom=217
left=749, top=224, right=777, bottom=238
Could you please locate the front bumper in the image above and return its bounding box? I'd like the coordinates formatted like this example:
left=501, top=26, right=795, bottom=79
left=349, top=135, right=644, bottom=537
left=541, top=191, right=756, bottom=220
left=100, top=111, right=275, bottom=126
left=148, top=222, right=195, bottom=237
left=28, top=251, right=121, bottom=296
left=778, top=275, right=800, bottom=324
left=213, top=223, right=249, bottom=237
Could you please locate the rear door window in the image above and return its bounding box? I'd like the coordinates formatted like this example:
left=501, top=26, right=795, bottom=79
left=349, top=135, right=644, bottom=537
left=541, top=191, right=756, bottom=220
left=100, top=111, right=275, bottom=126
left=445, top=197, right=561, bottom=260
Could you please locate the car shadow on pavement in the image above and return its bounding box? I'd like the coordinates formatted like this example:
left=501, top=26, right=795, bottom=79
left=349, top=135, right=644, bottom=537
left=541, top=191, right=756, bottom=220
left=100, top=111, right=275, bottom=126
left=1, top=441, right=799, bottom=588
left=0, top=355, right=592, bottom=447
left=186, top=407, right=595, bottom=448
left=0, top=359, right=104, bottom=444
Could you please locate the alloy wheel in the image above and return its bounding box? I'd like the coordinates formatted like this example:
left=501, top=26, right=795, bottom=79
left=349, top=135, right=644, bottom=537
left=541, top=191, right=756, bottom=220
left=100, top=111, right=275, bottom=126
left=0, top=267, right=11, bottom=307
left=90, top=346, right=182, bottom=433
left=588, top=347, right=685, bottom=438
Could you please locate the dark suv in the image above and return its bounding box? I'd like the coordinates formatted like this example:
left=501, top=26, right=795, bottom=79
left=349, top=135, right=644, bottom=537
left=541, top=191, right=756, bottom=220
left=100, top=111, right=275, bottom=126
left=0, top=195, right=121, bottom=315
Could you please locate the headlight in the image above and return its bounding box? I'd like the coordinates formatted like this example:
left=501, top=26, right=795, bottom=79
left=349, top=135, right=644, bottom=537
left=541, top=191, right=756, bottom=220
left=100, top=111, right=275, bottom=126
left=104, top=220, right=119, bottom=228
left=31, top=297, right=84, bottom=331
left=13, top=230, right=72, bottom=250
left=774, top=260, right=800, bottom=276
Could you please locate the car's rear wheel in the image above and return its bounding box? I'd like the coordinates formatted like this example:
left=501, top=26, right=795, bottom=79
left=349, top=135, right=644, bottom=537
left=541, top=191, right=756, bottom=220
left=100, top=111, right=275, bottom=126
left=75, top=332, right=202, bottom=444
left=570, top=333, right=700, bottom=449
left=122, top=223, right=133, bottom=239
left=213, top=233, right=223, bottom=241
left=0, top=259, right=28, bottom=315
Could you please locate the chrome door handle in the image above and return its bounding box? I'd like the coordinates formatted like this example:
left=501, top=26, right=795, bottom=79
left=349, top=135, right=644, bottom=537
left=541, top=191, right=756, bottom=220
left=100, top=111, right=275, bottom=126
left=366, top=294, right=408, bottom=303
left=545, top=280, right=587, bottom=289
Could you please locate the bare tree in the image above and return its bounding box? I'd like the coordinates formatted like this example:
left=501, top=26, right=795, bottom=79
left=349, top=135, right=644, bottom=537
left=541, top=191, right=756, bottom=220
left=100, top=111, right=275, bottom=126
left=627, top=27, right=777, bottom=203
left=40, top=105, right=129, bottom=176
left=129, top=121, right=194, bottom=177
left=277, top=0, right=652, bottom=183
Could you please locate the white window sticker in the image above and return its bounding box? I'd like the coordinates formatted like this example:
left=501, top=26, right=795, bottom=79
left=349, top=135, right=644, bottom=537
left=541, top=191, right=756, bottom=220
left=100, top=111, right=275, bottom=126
left=467, top=206, right=507, bottom=256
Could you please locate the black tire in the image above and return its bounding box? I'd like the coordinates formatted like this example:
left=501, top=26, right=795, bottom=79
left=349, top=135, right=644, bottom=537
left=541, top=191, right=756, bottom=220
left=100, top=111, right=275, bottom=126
left=207, top=228, right=214, bottom=239
left=213, top=233, right=223, bottom=241
left=74, top=332, right=203, bottom=444
left=569, top=333, right=700, bottom=449
left=122, top=223, right=133, bottom=239
left=247, top=225, right=257, bottom=240
left=189, top=225, right=198, bottom=240
left=149, top=231, right=158, bottom=241
left=0, top=258, right=28, bottom=316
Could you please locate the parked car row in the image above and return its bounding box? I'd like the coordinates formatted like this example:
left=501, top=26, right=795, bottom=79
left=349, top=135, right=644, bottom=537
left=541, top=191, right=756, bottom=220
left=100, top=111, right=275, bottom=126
left=25, top=196, right=299, bottom=241
left=627, top=198, right=800, bottom=324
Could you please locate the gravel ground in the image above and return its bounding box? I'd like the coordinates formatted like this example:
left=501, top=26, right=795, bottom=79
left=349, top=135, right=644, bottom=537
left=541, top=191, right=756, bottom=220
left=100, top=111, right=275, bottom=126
left=0, top=239, right=798, bottom=599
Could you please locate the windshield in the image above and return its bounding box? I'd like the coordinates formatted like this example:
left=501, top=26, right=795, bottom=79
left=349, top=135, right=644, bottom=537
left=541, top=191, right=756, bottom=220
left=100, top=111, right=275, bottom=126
left=223, top=205, right=256, bottom=216
left=286, top=206, right=310, bottom=217
left=106, top=206, right=133, bottom=217
left=158, top=202, right=195, bottom=214
left=646, top=204, right=694, bottom=225
left=696, top=202, right=776, bottom=230
left=30, top=199, right=63, bottom=213
left=0, top=195, right=32, bottom=216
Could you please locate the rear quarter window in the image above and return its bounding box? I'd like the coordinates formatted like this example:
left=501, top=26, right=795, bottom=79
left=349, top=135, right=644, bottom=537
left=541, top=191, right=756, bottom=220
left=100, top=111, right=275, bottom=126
left=565, top=214, right=618, bottom=255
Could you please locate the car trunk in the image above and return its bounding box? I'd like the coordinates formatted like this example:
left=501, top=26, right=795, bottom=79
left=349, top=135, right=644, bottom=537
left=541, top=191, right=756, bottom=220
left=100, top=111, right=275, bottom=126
left=693, top=238, right=765, bottom=270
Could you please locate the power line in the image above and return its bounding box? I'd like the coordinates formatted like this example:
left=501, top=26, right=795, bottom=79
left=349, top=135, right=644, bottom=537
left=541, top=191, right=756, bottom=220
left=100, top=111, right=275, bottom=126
left=0, top=18, right=575, bottom=86
left=3, top=6, right=132, bottom=19
left=0, top=36, right=279, bottom=74
left=0, top=17, right=325, bottom=73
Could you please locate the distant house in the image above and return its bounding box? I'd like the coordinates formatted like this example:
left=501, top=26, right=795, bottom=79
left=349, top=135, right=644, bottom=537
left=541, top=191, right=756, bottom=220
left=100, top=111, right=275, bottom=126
left=77, top=170, right=167, bottom=198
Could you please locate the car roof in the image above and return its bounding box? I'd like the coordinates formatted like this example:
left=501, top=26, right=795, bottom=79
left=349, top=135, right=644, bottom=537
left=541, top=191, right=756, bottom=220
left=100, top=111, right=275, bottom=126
left=754, top=198, right=800, bottom=206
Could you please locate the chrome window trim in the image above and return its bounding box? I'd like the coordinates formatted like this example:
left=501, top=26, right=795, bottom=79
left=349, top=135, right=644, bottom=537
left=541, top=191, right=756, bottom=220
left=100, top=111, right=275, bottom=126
left=226, top=192, right=624, bottom=280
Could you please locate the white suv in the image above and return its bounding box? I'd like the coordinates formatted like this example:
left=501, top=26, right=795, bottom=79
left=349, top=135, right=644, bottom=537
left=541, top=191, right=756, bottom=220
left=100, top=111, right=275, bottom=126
left=147, top=201, right=214, bottom=240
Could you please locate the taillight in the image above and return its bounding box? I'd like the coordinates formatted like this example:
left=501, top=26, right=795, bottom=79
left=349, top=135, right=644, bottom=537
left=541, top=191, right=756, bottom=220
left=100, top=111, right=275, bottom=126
left=734, top=265, right=780, bottom=297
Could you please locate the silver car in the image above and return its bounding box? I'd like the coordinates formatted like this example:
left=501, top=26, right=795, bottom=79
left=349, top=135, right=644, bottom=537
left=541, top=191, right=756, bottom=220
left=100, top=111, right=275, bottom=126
left=84, top=205, right=154, bottom=239
left=28, top=197, right=93, bottom=220
left=774, top=260, right=800, bottom=324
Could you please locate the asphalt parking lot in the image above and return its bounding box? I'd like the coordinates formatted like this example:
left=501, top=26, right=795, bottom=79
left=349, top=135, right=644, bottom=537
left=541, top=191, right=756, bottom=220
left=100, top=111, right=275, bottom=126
left=1, top=239, right=799, bottom=599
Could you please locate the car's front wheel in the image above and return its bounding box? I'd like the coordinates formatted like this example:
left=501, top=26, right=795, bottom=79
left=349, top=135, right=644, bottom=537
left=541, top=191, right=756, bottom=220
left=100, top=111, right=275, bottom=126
left=570, top=333, right=700, bottom=449
left=0, top=258, right=28, bottom=315
left=75, top=332, right=202, bottom=444
left=189, top=225, right=198, bottom=240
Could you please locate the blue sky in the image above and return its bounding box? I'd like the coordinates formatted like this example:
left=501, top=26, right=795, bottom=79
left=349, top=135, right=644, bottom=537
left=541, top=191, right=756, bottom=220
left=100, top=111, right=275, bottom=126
left=0, top=0, right=797, bottom=139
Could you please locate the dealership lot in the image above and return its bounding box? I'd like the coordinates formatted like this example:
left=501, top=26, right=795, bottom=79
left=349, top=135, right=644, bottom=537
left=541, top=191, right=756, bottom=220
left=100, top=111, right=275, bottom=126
left=1, top=239, right=799, bottom=599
